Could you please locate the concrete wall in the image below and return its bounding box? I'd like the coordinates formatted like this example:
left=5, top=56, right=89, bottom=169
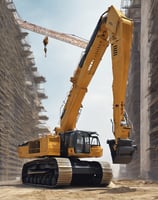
left=120, top=0, right=141, bottom=178
left=0, top=0, right=48, bottom=180
left=140, top=0, right=150, bottom=179
left=120, top=0, right=158, bottom=180
left=145, top=0, right=158, bottom=179
left=125, top=17, right=141, bottom=178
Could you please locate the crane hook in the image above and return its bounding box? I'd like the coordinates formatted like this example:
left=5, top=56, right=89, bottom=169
left=43, top=36, right=48, bottom=57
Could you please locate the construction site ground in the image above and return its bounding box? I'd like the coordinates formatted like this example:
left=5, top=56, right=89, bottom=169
left=0, top=179, right=158, bottom=200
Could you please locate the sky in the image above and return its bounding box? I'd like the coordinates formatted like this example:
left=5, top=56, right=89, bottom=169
left=13, top=0, right=121, bottom=175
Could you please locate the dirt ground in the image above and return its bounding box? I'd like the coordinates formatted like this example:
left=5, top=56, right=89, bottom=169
left=0, top=179, right=158, bottom=200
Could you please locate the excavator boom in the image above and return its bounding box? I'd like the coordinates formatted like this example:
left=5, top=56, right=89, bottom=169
left=55, top=6, right=136, bottom=163
left=54, top=11, right=109, bottom=134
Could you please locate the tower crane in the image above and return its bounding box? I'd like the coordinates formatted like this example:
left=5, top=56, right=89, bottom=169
left=16, top=18, right=88, bottom=49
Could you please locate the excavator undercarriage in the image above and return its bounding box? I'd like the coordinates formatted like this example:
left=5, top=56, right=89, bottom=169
left=22, top=157, right=112, bottom=187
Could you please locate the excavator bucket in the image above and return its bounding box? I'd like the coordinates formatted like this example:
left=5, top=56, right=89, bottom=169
left=107, top=139, right=136, bottom=164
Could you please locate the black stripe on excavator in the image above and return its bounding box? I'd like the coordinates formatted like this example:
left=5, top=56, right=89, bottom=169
left=79, top=14, right=107, bottom=68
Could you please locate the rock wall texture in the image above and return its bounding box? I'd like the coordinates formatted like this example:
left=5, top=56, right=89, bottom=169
left=0, top=0, right=48, bottom=180
left=123, top=0, right=141, bottom=178
left=121, top=0, right=158, bottom=180
left=143, top=0, right=158, bottom=179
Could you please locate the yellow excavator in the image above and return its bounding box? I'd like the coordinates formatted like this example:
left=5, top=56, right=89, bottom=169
left=18, top=5, right=136, bottom=187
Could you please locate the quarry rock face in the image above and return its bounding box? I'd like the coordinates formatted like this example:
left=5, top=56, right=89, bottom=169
left=121, top=0, right=158, bottom=180
left=0, top=0, right=48, bottom=180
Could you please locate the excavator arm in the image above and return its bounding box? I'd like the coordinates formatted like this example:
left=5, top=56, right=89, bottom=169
left=55, top=6, right=135, bottom=163
left=105, top=7, right=136, bottom=163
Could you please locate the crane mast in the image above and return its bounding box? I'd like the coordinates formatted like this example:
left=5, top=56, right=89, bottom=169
left=16, top=18, right=88, bottom=49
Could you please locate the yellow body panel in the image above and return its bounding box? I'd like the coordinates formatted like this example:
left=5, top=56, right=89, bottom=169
left=67, top=146, right=103, bottom=158
left=18, top=133, right=103, bottom=159
left=109, top=13, right=133, bottom=140
left=18, top=135, right=60, bottom=158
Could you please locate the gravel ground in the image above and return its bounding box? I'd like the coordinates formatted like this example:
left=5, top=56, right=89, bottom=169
left=0, top=179, right=158, bottom=200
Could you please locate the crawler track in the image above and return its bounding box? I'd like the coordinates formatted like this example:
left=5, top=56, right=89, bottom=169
left=22, top=157, right=112, bottom=187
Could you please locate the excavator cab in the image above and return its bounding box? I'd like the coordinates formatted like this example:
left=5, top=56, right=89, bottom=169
left=60, top=130, right=103, bottom=158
